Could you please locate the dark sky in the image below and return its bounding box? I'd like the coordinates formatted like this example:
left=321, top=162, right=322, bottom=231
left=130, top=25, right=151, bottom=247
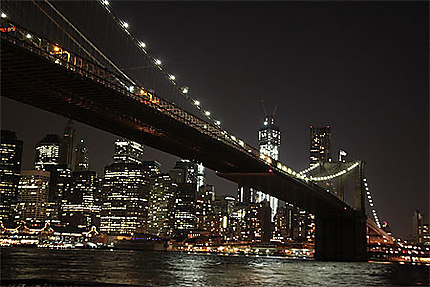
left=1, top=1, right=428, bottom=237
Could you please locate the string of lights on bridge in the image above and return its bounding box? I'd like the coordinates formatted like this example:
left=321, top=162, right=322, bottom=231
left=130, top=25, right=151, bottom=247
left=363, top=178, right=382, bottom=228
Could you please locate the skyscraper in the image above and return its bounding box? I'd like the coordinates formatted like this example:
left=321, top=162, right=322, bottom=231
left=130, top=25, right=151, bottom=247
left=259, top=115, right=281, bottom=161
left=74, top=138, right=89, bottom=171
left=147, top=173, right=177, bottom=237
left=113, top=138, right=144, bottom=164
left=59, top=119, right=76, bottom=169
left=16, top=170, right=50, bottom=224
left=100, top=139, right=148, bottom=235
left=0, top=130, right=23, bottom=224
left=61, top=170, right=100, bottom=231
left=100, top=163, right=148, bottom=235
left=257, top=114, right=280, bottom=221
left=309, top=126, right=332, bottom=166
left=195, top=185, right=215, bottom=234
left=413, top=210, right=424, bottom=244
left=170, top=160, right=198, bottom=236
left=34, top=134, right=61, bottom=171
left=45, top=165, right=71, bottom=225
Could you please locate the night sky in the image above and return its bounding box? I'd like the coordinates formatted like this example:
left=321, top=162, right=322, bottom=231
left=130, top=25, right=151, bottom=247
left=1, top=1, right=428, bottom=237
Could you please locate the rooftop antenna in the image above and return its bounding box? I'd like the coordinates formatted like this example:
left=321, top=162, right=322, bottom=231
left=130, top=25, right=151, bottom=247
left=261, top=99, right=268, bottom=116
left=272, top=104, right=278, bottom=117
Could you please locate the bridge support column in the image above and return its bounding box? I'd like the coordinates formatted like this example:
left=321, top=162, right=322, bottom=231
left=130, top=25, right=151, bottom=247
left=314, top=213, right=367, bottom=261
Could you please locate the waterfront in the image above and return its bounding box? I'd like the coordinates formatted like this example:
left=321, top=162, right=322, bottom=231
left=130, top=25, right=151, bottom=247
left=1, top=248, right=429, bottom=286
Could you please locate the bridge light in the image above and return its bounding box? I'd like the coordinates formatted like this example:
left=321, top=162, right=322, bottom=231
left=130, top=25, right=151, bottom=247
left=129, top=86, right=134, bottom=92
left=215, top=120, right=221, bottom=125
left=155, top=59, right=162, bottom=65
left=205, top=111, right=210, bottom=116
left=182, top=87, right=189, bottom=94
left=169, top=74, right=175, bottom=80
left=1, top=12, right=6, bottom=18
left=102, top=0, right=109, bottom=5
left=26, top=34, right=32, bottom=39
left=139, top=42, right=146, bottom=48
left=122, top=22, right=129, bottom=29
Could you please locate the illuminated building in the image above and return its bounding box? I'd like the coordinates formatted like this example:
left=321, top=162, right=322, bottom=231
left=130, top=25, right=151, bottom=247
left=422, top=224, right=430, bottom=246
left=170, top=160, right=198, bottom=236
left=59, top=119, right=76, bottom=169
left=195, top=185, right=215, bottom=234
left=237, top=185, right=256, bottom=204
left=229, top=200, right=272, bottom=243
left=196, top=163, right=205, bottom=191
left=100, top=162, right=148, bottom=235
left=16, top=170, right=50, bottom=223
left=0, top=130, right=23, bottom=224
left=45, top=165, right=71, bottom=225
left=309, top=126, right=332, bottom=166
left=212, top=196, right=235, bottom=239
left=113, top=138, right=144, bottom=165
left=256, top=115, right=280, bottom=221
left=142, top=160, right=161, bottom=176
left=34, top=134, right=61, bottom=171
left=61, top=171, right=101, bottom=231
left=259, top=115, right=281, bottom=161
left=413, top=210, right=424, bottom=244
left=74, top=138, right=89, bottom=171
left=147, top=173, right=177, bottom=237
left=272, top=206, right=289, bottom=242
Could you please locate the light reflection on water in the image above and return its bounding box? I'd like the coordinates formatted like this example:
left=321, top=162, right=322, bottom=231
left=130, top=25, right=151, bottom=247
left=1, top=248, right=429, bottom=286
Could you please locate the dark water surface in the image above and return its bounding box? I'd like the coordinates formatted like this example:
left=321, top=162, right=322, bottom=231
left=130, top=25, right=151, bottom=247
left=1, top=247, right=429, bottom=286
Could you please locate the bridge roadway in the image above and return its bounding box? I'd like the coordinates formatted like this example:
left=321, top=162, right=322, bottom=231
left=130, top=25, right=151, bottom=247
left=1, top=22, right=367, bottom=261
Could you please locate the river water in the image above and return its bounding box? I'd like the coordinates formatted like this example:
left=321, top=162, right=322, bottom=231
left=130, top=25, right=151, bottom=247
left=1, top=247, right=429, bottom=286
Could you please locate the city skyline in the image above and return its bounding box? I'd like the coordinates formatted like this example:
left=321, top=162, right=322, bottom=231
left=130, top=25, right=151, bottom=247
left=1, top=1, right=428, bottom=240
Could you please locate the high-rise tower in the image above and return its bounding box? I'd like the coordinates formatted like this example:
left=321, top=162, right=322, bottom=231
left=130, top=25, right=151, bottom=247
left=259, top=115, right=281, bottom=161
left=74, top=138, right=90, bottom=171
left=59, top=119, right=76, bottom=169
left=0, top=130, right=23, bottom=224
left=113, top=138, right=144, bottom=164
left=257, top=112, right=281, bottom=222
left=309, top=126, right=332, bottom=166
left=34, top=134, right=61, bottom=171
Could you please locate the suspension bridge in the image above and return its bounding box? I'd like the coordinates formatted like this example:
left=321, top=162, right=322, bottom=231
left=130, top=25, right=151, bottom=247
left=1, top=1, right=384, bottom=261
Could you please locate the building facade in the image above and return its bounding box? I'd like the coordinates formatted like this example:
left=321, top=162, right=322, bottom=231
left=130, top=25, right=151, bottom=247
left=61, top=170, right=101, bottom=231
left=257, top=115, right=281, bottom=221
left=34, top=134, right=61, bottom=171
left=147, top=173, right=177, bottom=237
left=309, top=126, right=332, bottom=166
left=100, top=139, right=148, bottom=235
left=16, top=170, right=50, bottom=224
left=0, top=130, right=23, bottom=224
left=170, top=160, right=198, bottom=237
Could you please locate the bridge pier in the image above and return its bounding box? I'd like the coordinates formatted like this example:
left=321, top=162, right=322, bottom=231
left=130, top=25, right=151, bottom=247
left=314, top=213, right=367, bottom=261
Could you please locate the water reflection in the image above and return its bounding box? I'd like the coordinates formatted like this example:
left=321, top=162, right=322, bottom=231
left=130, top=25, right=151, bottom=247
left=1, top=248, right=429, bottom=286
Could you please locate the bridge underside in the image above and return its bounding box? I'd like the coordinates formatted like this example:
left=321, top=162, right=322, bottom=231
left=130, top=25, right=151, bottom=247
left=1, top=39, right=266, bottom=175
left=219, top=172, right=367, bottom=261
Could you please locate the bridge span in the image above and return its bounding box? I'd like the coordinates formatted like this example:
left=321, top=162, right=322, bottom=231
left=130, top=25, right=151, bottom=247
left=1, top=19, right=367, bottom=261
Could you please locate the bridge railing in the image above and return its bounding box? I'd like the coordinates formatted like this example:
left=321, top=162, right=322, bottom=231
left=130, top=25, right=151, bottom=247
left=1, top=19, right=325, bottom=188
